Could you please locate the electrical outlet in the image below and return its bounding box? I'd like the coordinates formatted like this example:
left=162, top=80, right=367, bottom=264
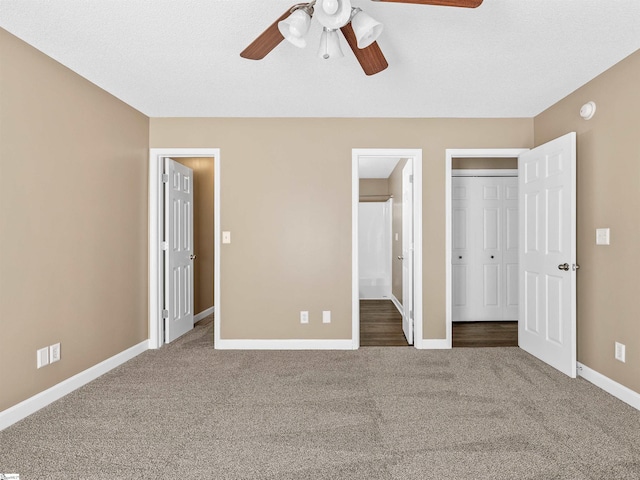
left=50, top=343, right=61, bottom=363
left=300, top=311, right=309, bottom=324
left=615, top=342, right=626, bottom=363
left=37, top=347, right=49, bottom=369
left=322, top=310, right=331, bottom=324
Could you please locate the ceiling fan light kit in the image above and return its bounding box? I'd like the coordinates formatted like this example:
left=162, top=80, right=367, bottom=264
left=241, top=0, right=483, bottom=75
left=315, top=0, right=353, bottom=29
left=278, top=6, right=314, bottom=48
left=351, top=8, right=384, bottom=49
left=318, top=27, right=345, bottom=59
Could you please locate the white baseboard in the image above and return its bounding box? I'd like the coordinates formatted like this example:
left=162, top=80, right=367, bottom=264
left=390, top=294, right=404, bottom=316
left=0, top=340, right=149, bottom=431
left=417, top=338, right=451, bottom=350
left=215, top=339, right=356, bottom=350
left=577, top=362, right=640, bottom=411
left=194, top=306, right=215, bottom=323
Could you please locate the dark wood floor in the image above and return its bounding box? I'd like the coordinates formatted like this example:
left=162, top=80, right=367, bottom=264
left=452, top=321, right=518, bottom=347
left=360, top=299, right=518, bottom=347
left=360, top=300, right=409, bottom=346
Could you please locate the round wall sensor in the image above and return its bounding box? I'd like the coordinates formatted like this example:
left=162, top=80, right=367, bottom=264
left=580, top=101, right=596, bottom=120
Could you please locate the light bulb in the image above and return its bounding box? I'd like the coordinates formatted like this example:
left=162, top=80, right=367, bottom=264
left=323, top=0, right=339, bottom=15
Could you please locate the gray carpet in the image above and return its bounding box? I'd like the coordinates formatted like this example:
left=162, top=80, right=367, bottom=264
left=1, top=315, right=639, bottom=479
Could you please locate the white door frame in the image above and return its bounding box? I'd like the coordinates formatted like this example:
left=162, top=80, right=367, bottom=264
left=445, top=149, right=528, bottom=348
left=149, top=148, right=221, bottom=349
left=401, top=161, right=414, bottom=344
left=352, top=149, right=423, bottom=349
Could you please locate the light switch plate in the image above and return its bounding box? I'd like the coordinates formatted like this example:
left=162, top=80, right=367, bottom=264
left=596, top=228, right=610, bottom=245
left=322, top=311, right=331, bottom=324
left=222, top=231, right=231, bottom=244
left=37, top=347, right=49, bottom=369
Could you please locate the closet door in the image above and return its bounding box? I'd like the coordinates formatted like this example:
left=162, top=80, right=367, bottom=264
left=451, top=178, right=473, bottom=321
left=478, top=178, right=503, bottom=321
left=452, top=176, right=518, bottom=321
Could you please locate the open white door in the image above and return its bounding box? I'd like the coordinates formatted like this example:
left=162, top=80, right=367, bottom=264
left=164, top=158, right=195, bottom=343
left=518, top=132, right=577, bottom=377
left=401, top=161, right=414, bottom=345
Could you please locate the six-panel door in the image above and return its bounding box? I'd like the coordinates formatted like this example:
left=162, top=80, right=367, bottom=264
left=452, top=176, right=518, bottom=322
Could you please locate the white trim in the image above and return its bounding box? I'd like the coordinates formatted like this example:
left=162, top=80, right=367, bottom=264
left=578, top=363, right=640, bottom=411
left=215, top=339, right=356, bottom=350
left=352, top=149, right=423, bottom=349
left=416, top=339, right=449, bottom=350
left=445, top=148, right=528, bottom=350
left=148, top=148, right=220, bottom=350
left=0, top=341, right=148, bottom=431
left=352, top=156, right=360, bottom=349
left=412, top=155, right=424, bottom=349
left=390, top=293, right=404, bottom=316
left=452, top=169, right=518, bottom=177
left=194, top=306, right=215, bottom=323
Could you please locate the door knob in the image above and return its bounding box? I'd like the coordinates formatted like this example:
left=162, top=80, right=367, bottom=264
left=190, top=254, right=197, bottom=260
left=397, top=255, right=404, bottom=260
left=558, top=263, right=569, bottom=271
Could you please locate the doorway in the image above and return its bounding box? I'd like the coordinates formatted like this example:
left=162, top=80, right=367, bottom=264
left=352, top=149, right=423, bottom=349
left=451, top=163, right=518, bottom=347
left=149, top=148, right=221, bottom=349
left=445, top=136, right=577, bottom=379
left=172, top=157, right=216, bottom=325
left=445, top=149, right=527, bottom=348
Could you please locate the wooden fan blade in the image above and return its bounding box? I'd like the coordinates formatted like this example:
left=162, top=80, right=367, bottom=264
left=240, top=8, right=293, bottom=60
left=340, top=23, right=388, bottom=76
left=371, top=0, right=482, bottom=7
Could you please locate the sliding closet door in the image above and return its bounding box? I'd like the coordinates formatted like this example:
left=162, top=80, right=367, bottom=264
left=452, top=176, right=518, bottom=321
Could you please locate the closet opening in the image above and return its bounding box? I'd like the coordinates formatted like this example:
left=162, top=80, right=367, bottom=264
left=450, top=157, right=519, bottom=348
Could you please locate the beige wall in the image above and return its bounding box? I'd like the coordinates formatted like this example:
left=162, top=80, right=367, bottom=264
left=3, top=19, right=636, bottom=418
left=388, top=159, right=408, bottom=303
left=359, top=178, right=389, bottom=201
left=150, top=118, right=533, bottom=340
left=534, top=49, right=640, bottom=393
left=0, top=29, right=149, bottom=411
left=173, top=157, right=215, bottom=315
left=452, top=157, right=518, bottom=169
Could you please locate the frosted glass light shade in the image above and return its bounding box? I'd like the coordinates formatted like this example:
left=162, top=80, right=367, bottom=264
left=317, top=28, right=344, bottom=60
left=351, top=10, right=383, bottom=49
left=278, top=9, right=312, bottom=48
left=316, top=0, right=352, bottom=29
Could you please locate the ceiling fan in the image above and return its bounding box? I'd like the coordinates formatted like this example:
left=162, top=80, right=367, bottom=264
left=240, top=0, right=483, bottom=76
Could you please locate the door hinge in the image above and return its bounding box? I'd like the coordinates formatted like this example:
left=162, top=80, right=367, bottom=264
left=410, top=309, right=413, bottom=320
left=161, top=241, right=168, bottom=251
left=162, top=309, right=169, bottom=319
left=162, top=173, right=169, bottom=183
left=409, top=174, right=413, bottom=183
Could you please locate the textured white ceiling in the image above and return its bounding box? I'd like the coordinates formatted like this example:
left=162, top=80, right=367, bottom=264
left=1, top=0, right=639, bottom=118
